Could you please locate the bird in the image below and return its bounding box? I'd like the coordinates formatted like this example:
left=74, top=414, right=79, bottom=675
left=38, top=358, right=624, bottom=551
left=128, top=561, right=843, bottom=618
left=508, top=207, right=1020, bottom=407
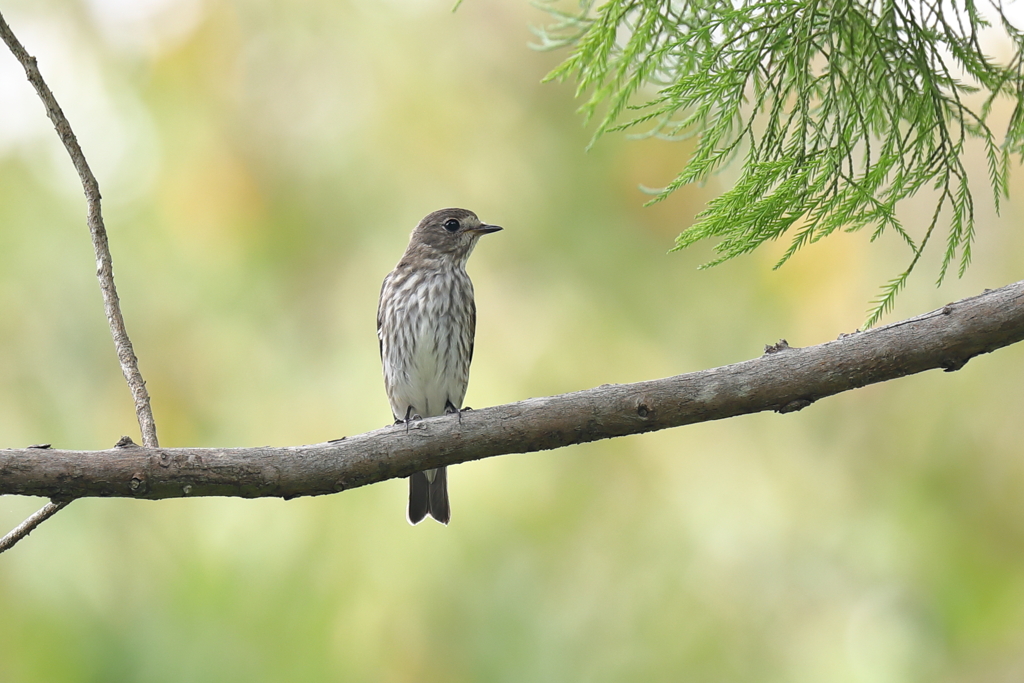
left=377, top=208, right=502, bottom=525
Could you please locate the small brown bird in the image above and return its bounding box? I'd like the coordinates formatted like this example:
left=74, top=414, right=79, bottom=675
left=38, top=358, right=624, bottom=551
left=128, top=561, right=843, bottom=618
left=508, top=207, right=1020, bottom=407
left=377, top=208, right=502, bottom=524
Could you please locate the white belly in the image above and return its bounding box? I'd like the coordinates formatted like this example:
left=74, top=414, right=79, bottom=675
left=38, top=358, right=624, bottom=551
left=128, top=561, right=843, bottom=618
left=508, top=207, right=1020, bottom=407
left=379, top=266, right=474, bottom=420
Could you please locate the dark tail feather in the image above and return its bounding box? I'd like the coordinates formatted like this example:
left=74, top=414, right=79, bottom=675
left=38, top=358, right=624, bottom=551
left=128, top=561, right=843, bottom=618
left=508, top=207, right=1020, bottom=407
left=407, top=467, right=450, bottom=525
left=428, top=466, right=450, bottom=525
left=408, top=471, right=430, bottom=525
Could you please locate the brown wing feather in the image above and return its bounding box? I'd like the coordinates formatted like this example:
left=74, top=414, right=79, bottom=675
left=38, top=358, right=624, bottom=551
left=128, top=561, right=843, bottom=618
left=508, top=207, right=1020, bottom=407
left=467, top=297, right=476, bottom=364
left=376, top=273, right=390, bottom=361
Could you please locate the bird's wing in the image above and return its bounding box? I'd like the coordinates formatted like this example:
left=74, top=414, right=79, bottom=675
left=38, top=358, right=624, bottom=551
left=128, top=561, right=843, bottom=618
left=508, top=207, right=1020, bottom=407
left=468, top=296, right=476, bottom=364
left=376, top=273, right=391, bottom=361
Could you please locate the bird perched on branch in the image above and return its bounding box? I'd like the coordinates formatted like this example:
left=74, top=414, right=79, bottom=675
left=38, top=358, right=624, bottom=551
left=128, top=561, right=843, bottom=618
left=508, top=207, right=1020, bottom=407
left=377, top=208, right=502, bottom=525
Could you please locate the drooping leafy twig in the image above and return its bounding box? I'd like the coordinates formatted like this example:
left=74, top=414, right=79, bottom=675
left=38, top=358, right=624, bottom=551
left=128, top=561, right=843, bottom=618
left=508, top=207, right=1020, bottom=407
left=536, top=0, right=1024, bottom=325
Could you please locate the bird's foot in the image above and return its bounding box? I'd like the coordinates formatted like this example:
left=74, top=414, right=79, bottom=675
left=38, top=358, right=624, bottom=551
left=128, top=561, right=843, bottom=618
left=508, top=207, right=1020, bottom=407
left=445, top=400, right=463, bottom=425
left=397, top=406, right=423, bottom=433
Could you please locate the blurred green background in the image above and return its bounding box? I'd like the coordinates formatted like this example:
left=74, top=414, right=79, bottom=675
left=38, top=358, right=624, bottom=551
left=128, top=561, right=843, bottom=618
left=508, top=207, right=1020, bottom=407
left=2, top=1, right=1024, bottom=681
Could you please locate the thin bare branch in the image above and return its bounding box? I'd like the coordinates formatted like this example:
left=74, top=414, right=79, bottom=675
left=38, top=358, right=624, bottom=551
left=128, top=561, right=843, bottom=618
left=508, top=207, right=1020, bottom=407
left=0, top=8, right=158, bottom=448
left=0, top=500, right=69, bottom=553
left=3, top=279, right=1023, bottom=503
left=0, top=7, right=160, bottom=554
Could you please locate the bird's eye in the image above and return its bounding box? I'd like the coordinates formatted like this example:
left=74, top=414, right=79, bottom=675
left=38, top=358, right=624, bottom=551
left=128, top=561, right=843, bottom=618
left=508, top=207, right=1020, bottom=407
left=443, top=218, right=461, bottom=232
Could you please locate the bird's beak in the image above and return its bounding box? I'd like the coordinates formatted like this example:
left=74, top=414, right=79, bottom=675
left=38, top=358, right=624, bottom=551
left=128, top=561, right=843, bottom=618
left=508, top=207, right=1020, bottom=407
left=469, top=224, right=502, bottom=235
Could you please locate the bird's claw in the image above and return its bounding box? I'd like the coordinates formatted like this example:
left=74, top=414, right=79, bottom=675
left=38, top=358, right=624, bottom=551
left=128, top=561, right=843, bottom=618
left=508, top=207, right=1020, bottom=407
left=398, top=406, right=423, bottom=432
left=444, top=400, right=464, bottom=425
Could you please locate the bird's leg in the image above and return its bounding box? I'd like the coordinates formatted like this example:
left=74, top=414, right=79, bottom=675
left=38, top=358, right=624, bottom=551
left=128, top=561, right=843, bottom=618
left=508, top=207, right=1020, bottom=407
left=392, top=405, right=411, bottom=427
left=396, top=405, right=422, bottom=433
left=445, top=399, right=462, bottom=425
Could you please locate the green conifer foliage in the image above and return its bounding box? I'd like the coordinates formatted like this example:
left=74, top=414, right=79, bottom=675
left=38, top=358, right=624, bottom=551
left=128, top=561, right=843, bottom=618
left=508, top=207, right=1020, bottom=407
left=538, top=0, right=1024, bottom=324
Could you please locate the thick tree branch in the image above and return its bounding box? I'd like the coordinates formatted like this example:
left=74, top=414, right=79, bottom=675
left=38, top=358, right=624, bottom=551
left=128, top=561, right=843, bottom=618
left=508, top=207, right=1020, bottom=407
left=3, top=279, right=1023, bottom=502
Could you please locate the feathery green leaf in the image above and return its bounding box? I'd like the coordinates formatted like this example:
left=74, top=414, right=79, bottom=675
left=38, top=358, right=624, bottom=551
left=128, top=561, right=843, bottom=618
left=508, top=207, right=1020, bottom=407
left=535, top=0, right=1024, bottom=326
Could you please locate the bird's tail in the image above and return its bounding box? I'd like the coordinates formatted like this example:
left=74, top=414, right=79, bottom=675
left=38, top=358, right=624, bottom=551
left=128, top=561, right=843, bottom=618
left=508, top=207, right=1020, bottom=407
left=408, top=466, right=450, bottom=525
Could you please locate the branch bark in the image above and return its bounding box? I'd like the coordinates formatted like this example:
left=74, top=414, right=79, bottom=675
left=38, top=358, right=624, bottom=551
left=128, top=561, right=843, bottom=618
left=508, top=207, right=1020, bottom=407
left=4, top=279, right=1023, bottom=501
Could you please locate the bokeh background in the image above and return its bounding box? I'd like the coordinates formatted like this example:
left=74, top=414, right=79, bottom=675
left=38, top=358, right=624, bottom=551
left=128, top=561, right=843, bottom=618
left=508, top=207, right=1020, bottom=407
left=2, top=1, right=1024, bottom=681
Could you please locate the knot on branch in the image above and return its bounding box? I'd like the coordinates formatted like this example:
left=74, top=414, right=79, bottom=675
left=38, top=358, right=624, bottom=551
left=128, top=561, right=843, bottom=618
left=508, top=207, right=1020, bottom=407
left=942, top=357, right=970, bottom=372
left=635, top=398, right=654, bottom=419
left=777, top=398, right=813, bottom=413
left=763, top=339, right=791, bottom=354
left=129, top=473, right=147, bottom=495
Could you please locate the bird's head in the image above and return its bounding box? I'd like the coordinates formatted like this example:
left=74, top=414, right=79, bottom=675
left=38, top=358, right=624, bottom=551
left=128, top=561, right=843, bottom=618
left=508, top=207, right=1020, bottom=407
left=405, top=208, right=502, bottom=265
